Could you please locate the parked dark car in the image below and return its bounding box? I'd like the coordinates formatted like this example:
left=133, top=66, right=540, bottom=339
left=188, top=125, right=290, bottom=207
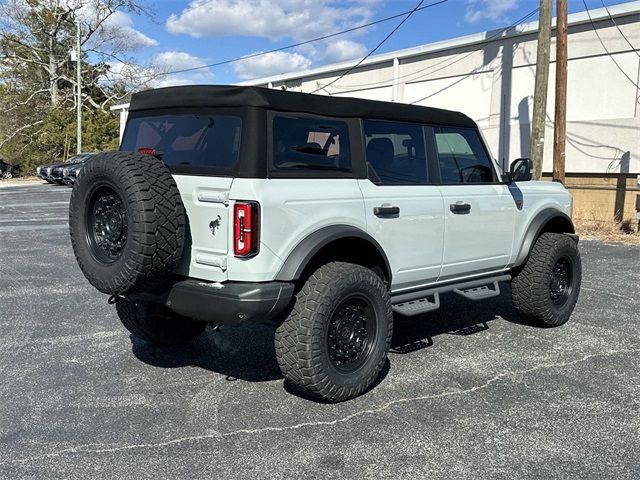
left=50, top=164, right=67, bottom=184
left=37, top=153, right=95, bottom=185
left=62, top=163, right=83, bottom=186
left=60, top=153, right=96, bottom=186
left=0, top=160, right=21, bottom=179
left=36, top=164, right=56, bottom=183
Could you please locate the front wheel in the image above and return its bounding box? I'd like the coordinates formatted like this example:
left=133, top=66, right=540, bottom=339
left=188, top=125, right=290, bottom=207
left=115, top=298, right=206, bottom=346
left=275, top=262, right=393, bottom=402
left=511, top=232, right=581, bottom=327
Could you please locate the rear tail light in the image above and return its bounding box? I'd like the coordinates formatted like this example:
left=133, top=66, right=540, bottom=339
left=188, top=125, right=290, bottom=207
left=234, top=201, right=260, bottom=257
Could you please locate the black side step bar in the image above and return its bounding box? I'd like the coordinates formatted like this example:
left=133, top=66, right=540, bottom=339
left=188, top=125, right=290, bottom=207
left=391, top=274, right=511, bottom=316
left=454, top=281, right=501, bottom=301
left=392, top=293, right=440, bottom=316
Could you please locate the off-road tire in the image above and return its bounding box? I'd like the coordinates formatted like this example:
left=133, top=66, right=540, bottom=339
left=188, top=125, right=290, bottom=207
left=115, top=298, right=206, bottom=346
left=275, top=262, right=393, bottom=402
left=69, top=151, right=185, bottom=295
left=511, top=232, right=581, bottom=327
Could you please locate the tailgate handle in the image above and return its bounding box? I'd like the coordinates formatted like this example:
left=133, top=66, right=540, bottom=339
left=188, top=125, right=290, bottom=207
left=374, top=205, right=400, bottom=217
left=197, top=191, right=229, bottom=205
left=450, top=202, right=471, bottom=214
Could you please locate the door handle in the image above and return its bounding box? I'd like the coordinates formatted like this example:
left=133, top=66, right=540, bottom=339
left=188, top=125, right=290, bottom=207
left=450, top=202, right=471, bottom=214
left=374, top=205, right=400, bottom=217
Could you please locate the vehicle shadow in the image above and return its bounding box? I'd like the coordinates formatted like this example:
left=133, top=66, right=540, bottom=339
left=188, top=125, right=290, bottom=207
left=130, top=284, right=528, bottom=388
left=130, top=322, right=283, bottom=382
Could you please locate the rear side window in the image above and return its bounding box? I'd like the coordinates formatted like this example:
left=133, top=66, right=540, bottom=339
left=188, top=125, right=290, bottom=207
left=363, top=120, right=427, bottom=185
left=272, top=116, right=351, bottom=172
left=434, top=127, right=495, bottom=183
left=121, top=114, right=242, bottom=169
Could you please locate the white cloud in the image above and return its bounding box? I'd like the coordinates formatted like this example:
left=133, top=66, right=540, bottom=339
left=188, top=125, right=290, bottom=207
left=102, top=61, right=156, bottom=89
left=323, top=39, right=367, bottom=63
left=232, top=51, right=312, bottom=80
left=166, top=0, right=378, bottom=41
left=465, top=0, right=518, bottom=23
left=103, top=51, right=215, bottom=89
left=77, top=4, right=157, bottom=51
left=102, top=10, right=158, bottom=49
left=152, top=51, right=215, bottom=86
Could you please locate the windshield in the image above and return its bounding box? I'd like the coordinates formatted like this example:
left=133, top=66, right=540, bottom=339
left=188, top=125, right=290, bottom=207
left=121, top=114, right=242, bottom=170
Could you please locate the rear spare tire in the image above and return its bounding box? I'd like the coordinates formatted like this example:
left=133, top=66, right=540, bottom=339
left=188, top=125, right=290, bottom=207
left=69, top=151, right=185, bottom=295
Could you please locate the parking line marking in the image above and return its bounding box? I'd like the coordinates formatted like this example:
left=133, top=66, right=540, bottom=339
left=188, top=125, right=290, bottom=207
left=0, top=201, right=69, bottom=208
left=0, top=217, right=67, bottom=223
left=0, top=224, right=68, bottom=231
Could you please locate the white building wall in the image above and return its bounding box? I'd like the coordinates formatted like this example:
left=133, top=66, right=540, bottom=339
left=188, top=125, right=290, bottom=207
left=244, top=2, right=640, bottom=175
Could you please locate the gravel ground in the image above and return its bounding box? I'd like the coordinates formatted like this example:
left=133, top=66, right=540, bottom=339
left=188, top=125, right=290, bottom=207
left=0, top=183, right=638, bottom=479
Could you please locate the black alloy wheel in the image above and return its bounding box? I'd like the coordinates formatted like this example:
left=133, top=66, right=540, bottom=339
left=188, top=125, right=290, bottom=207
left=327, top=294, right=378, bottom=373
left=549, top=256, right=573, bottom=307
left=86, top=185, right=128, bottom=263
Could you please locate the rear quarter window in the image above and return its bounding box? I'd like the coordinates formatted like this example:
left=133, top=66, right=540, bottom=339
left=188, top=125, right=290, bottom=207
left=121, top=114, right=242, bottom=170
left=271, top=116, right=351, bottom=173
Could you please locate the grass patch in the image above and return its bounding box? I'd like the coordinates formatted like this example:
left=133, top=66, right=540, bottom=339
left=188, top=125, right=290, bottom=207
left=574, top=217, right=640, bottom=245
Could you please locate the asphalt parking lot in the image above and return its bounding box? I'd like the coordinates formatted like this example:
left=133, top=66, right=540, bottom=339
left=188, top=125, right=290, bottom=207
left=0, top=182, right=638, bottom=479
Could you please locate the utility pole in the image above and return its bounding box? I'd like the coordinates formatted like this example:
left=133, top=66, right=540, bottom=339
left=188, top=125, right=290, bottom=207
left=530, top=0, right=552, bottom=179
left=553, top=0, right=568, bottom=183
left=76, top=19, right=82, bottom=155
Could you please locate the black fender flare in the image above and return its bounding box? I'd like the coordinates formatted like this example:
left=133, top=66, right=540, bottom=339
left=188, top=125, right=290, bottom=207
left=513, top=208, right=576, bottom=267
left=274, top=225, right=392, bottom=283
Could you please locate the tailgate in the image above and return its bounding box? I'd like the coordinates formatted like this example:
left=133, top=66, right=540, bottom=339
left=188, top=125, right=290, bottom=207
left=173, top=174, right=233, bottom=282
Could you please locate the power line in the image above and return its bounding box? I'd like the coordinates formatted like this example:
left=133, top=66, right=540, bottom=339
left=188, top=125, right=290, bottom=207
left=582, top=0, right=640, bottom=103
left=309, top=0, right=448, bottom=94
left=151, top=1, right=448, bottom=79
left=599, top=0, right=640, bottom=58
left=324, top=7, right=539, bottom=92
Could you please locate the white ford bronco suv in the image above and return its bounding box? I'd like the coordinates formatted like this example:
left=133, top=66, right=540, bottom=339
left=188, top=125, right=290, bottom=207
left=69, top=85, right=581, bottom=402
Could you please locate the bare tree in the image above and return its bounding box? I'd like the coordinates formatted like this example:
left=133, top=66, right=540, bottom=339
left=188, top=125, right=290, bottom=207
left=0, top=0, right=158, bottom=166
left=0, top=0, right=155, bottom=109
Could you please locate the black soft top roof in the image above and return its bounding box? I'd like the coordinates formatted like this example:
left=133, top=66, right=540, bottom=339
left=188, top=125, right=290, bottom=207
left=128, top=85, right=476, bottom=128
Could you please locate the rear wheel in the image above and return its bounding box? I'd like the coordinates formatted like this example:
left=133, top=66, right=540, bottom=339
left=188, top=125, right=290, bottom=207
left=115, top=298, right=206, bottom=346
left=511, top=232, right=581, bottom=327
left=275, top=262, right=393, bottom=402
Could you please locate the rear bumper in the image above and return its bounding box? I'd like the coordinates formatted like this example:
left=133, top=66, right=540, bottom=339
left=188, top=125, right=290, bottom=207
left=134, top=279, right=295, bottom=326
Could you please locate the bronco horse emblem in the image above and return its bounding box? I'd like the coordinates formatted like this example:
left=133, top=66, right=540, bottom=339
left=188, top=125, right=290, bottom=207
left=209, top=215, right=222, bottom=235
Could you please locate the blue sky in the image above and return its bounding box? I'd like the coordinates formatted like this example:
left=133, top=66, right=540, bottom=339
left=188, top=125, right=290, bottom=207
left=112, top=0, right=632, bottom=86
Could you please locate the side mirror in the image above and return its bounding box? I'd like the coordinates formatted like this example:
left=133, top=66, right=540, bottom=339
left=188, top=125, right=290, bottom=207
left=510, top=158, right=533, bottom=182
